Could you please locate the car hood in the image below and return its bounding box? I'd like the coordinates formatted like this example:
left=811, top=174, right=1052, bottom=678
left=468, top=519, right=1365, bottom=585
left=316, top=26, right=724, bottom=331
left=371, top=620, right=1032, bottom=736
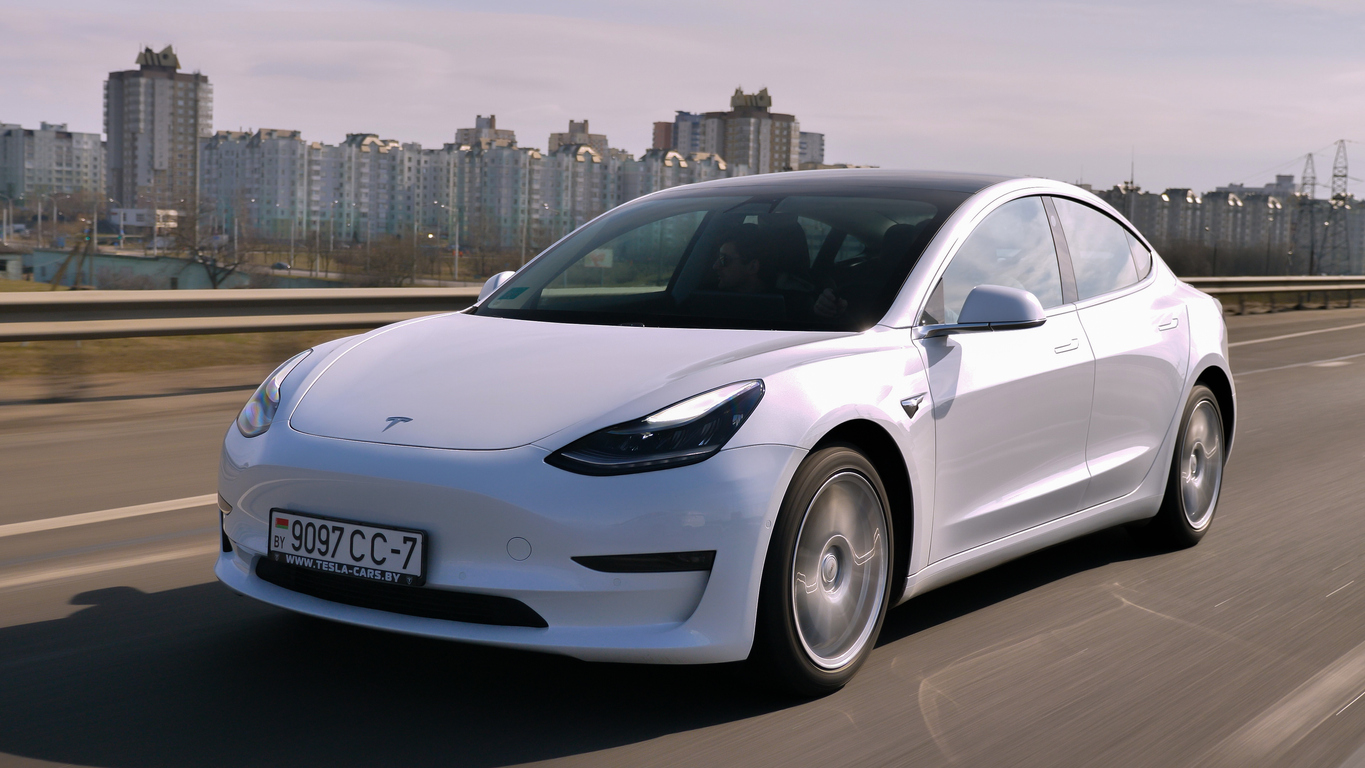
left=288, top=312, right=831, bottom=450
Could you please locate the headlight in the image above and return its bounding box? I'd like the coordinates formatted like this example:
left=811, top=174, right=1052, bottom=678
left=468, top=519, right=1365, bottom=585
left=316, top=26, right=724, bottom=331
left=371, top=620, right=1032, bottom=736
left=546, top=380, right=765, bottom=476
left=236, top=349, right=311, bottom=438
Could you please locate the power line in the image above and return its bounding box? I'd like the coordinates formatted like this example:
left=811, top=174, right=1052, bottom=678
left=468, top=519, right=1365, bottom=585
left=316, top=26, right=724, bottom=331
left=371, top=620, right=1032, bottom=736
left=1227, top=142, right=1340, bottom=186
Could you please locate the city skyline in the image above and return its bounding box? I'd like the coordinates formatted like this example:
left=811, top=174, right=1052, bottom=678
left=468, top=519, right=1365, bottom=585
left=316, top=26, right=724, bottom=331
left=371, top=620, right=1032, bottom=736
left=2, top=0, right=1364, bottom=196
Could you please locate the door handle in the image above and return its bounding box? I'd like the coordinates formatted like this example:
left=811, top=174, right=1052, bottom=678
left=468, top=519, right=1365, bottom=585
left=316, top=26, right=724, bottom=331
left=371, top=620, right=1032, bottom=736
left=1054, top=338, right=1080, bottom=354
left=1158, top=317, right=1179, bottom=331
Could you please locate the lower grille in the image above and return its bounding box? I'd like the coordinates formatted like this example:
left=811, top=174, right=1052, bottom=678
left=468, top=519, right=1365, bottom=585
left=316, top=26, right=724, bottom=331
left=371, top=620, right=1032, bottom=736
left=256, top=557, right=548, bottom=629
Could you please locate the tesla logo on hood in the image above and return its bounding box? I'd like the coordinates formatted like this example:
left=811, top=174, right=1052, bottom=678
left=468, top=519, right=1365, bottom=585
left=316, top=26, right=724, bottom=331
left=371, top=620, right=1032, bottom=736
left=382, top=416, right=413, bottom=432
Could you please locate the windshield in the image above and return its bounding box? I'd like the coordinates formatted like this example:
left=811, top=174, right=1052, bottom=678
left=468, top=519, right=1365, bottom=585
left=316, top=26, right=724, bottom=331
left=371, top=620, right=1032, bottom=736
left=474, top=187, right=969, bottom=331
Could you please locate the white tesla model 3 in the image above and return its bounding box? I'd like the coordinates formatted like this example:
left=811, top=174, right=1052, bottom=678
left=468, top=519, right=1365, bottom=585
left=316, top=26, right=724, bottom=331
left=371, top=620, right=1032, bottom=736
left=217, top=171, right=1234, bottom=695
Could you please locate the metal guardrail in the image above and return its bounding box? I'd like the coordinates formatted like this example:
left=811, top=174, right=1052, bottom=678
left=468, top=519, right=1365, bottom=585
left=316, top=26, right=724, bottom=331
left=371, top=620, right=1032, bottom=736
left=1183, top=277, right=1365, bottom=314
left=0, top=287, right=481, bottom=342
left=2, top=277, right=1363, bottom=342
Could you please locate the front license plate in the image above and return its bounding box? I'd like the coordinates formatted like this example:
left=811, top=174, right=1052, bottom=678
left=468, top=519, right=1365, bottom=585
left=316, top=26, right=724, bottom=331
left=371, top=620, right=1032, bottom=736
left=267, top=510, right=426, bottom=586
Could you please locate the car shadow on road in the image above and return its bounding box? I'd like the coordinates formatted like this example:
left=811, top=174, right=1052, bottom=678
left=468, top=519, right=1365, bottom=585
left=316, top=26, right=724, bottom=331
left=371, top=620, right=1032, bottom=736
left=0, top=581, right=789, bottom=768
left=878, top=525, right=1159, bottom=646
left=0, top=526, right=1158, bottom=768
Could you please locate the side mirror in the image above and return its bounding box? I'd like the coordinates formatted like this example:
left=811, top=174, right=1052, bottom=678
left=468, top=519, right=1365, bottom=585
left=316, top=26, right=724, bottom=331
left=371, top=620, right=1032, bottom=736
left=477, top=270, right=516, bottom=303
left=916, top=284, right=1046, bottom=339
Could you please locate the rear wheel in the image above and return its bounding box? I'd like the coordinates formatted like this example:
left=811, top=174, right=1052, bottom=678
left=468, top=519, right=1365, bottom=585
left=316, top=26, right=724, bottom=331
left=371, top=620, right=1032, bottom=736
left=1135, top=384, right=1226, bottom=548
left=752, top=444, right=893, bottom=697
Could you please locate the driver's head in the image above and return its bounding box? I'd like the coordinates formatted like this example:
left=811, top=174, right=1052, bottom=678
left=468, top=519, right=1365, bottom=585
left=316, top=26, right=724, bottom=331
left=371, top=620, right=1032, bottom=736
left=713, top=226, right=767, bottom=292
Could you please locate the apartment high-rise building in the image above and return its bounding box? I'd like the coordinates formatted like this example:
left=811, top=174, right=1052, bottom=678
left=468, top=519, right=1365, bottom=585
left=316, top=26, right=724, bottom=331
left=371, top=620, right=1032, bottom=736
left=201, top=129, right=305, bottom=238
left=105, top=45, right=213, bottom=211
left=658, top=91, right=800, bottom=175
left=547, top=120, right=608, bottom=155
left=199, top=130, right=250, bottom=228
left=1215, top=174, right=1297, bottom=198
left=201, top=128, right=435, bottom=244
left=707, top=88, right=799, bottom=174
left=670, top=111, right=707, bottom=155
left=198, top=113, right=755, bottom=259
left=622, top=149, right=730, bottom=200
left=0, top=122, right=106, bottom=199
left=455, top=115, right=516, bottom=147
left=541, top=144, right=615, bottom=241
left=651, top=121, right=673, bottom=151
left=799, top=132, right=825, bottom=166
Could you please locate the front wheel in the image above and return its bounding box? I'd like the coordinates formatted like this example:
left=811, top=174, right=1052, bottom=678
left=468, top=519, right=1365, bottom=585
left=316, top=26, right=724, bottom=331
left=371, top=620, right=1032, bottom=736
left=1135, top=384, right=1226, bottom=549
left=752, top=444, right=893, bottom=697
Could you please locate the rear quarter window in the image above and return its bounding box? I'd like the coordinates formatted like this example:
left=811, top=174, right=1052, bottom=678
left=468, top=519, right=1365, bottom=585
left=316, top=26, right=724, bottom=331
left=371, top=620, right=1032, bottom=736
left=1053, top=198, right=1139, bottom=301
left=1126, top=232, right=1153, bottom=280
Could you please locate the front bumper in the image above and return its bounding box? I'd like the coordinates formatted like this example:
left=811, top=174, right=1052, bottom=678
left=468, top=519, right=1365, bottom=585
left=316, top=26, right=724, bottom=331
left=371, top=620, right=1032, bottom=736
left=217, top=424, right=802, bottom=664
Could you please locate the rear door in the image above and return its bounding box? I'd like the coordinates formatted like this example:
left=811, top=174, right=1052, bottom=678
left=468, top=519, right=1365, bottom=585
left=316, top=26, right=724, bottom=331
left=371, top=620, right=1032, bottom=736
left=1050, top=198, right=1190, bottom=509
left=918, top=196, right=1096, bottom=561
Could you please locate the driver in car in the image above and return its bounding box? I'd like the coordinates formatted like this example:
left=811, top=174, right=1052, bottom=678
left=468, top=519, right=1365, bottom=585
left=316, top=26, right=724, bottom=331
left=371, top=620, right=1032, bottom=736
left=715, top=228, right=847, bottom=319
left=713, top=227, right=772, bottom=294
left=812, top=287, right=847, bottom=319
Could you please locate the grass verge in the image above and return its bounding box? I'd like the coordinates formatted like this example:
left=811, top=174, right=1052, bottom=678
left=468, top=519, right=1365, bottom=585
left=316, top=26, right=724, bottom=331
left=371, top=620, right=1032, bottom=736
left=0, top=330, right=360, bottom=379
left=0, top=280, right=68, bottom=292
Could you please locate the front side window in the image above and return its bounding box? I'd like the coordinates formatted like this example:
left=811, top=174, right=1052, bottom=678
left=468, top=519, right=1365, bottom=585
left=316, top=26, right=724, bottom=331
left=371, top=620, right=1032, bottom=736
left=920, top=196, right=1064, bottom=325
left=478, top=189, right=967, bottom=331
left=550, top=208, right=703, bottom=294
left=1053, top=198, right=1140, bottom=300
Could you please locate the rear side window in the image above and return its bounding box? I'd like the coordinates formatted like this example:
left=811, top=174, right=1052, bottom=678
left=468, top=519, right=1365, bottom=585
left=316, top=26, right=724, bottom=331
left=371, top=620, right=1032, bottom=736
left=921, top=196, right=1063, bottom=325
left=797, top=217, right=833, bottom=266
left=833, top=232, right=870, bottom=263
left=1052, top=198, right=1139, bottom=300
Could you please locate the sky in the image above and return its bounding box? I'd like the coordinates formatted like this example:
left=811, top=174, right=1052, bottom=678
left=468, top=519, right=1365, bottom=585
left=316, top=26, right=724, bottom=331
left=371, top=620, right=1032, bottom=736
left=2, top=0, right=1363, bottom=195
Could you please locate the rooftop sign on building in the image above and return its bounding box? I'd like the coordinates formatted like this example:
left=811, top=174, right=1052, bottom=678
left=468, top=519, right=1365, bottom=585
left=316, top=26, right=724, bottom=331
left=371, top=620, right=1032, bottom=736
left=730, top=88, right=772, bottom=110
left=135, top=45, right=180, bottom=71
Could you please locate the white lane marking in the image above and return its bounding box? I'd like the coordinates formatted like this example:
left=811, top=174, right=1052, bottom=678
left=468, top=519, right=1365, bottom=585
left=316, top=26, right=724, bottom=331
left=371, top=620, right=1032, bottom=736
left=0, top=494, right=216, bottom=539
left=1236, top=351, right=1365, bottom=376
left=1196, top=638, right=1365, bottom=767
left=0, top=543, right=218, bottom=590
left=1230, top=320, right=1365, bottom=348
left=1328, top=581, right=1355, bottom=598
left=1337, top=689, right=1365, bottom=717
left=1316, top=361, right=1353, bottom=368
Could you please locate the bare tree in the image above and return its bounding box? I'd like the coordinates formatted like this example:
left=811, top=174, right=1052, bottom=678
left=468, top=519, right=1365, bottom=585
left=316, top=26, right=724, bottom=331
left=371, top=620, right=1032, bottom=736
left=1161, top=241, right=1288, bottom=277
left=356, top=239, right=418, bottom=287
left=176, top=198, right=251, bottom=288
left=464, top=213, right=523, bottom=280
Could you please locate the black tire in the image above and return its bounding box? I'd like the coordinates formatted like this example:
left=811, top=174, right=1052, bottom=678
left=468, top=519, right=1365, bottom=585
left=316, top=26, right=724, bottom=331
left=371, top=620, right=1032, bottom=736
left=1132, top=384, right=1226, bottom=549
left=751, top=443, right=894, bottom=697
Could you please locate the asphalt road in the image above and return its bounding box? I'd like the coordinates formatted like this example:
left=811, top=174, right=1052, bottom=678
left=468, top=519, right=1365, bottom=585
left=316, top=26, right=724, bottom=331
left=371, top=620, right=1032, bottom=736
left=3, top=307, right=1365, bottom=767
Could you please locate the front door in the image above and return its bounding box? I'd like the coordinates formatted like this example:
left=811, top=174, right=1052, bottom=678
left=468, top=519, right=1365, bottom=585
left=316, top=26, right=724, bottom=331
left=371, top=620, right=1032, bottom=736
left=916, top=196, right=1096, bottom=561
